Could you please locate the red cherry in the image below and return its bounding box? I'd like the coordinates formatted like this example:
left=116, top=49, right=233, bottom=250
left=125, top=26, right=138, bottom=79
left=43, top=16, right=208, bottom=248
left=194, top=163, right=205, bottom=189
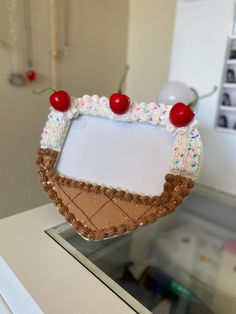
left=50, top=90, right=71, bottom=112
left=109, top=93, right=130, bottom=115
left=26, top=70, right=36, bottom=81
left=169, top=102, right=195, bottom=127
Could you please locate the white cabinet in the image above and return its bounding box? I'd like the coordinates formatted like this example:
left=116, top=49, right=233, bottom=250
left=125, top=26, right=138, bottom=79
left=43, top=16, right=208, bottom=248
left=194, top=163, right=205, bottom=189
left=170, top=0, right=236, bottom=196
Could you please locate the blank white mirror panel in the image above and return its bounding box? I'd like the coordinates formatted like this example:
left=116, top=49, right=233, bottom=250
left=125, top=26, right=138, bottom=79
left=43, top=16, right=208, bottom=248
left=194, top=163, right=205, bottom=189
left=56, top=115, right=175, bottom=196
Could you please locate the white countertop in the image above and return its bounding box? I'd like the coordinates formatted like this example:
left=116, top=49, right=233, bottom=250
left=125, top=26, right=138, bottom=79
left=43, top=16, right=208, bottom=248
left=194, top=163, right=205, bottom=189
left=0, top=204, right=135, bottom=314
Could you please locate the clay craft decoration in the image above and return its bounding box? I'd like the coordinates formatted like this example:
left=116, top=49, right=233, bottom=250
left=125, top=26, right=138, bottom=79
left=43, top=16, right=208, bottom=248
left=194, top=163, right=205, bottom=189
left=37, top=91, right=203, bottom=241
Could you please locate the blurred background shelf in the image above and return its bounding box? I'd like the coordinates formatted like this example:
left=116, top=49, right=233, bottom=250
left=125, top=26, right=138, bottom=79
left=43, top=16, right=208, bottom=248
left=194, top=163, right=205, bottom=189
left=226, top=59, right=236, bottom=64
left=223, top=83, right=236, bottom=88
left=219, top=105, right=236, bottom=111
left=216, top=127, right=236, bottom=134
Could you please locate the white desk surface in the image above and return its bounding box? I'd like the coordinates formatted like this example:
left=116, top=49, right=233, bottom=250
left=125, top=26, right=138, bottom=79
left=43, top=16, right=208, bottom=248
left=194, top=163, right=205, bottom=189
left=0, top=204, right=135, bottom=314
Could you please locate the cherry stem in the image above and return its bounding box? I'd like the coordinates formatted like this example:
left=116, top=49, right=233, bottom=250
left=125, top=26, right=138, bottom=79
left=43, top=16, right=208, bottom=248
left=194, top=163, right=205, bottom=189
left=199, top=85, right=218, bottom=99
left=118, top=64, right=130, bottom=94
left=189, top=85, right=217, bottom=107
left=32, top=87, right=56, bottom=95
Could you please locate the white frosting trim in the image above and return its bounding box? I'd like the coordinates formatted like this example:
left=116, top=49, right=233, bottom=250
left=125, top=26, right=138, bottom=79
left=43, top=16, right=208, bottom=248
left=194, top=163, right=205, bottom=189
left=40, top=95, right=203, bottom=177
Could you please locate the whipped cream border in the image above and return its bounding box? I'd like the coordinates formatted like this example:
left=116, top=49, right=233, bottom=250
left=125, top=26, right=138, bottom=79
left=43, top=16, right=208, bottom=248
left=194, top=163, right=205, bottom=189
left=40, top=95, right=202, bottom=178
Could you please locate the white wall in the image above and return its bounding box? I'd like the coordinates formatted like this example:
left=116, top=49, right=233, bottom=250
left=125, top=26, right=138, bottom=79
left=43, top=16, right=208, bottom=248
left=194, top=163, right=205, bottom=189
left=170, top=0, right=236, bottom=196
left=126, top=0, right=176, bottom=102
left=0, top=0, right=128, bottom=218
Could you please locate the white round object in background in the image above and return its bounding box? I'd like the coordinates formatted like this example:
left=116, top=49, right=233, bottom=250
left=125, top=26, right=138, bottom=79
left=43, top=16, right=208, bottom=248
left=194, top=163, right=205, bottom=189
left=158, top=81, right=196, bottom=106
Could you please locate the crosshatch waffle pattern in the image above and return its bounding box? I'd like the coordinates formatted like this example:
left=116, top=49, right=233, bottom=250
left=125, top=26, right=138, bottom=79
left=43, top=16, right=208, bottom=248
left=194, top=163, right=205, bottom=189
left=36, top=148, right=195, bottom=241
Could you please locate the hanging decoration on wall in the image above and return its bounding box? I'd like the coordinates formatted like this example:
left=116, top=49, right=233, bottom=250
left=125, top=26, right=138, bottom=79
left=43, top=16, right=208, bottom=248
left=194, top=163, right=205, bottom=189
left=7, top=0, right=26, bottom=86
left=0, top=0, right=9, bottom=49
left=6, top=0, right=68, bottom=88
left=49, top=0, right=59, bottom=90
left=48, top=0, right=70, bottom=89
left=23, top=0, right=36, bottom=82
left=63, top=0, right=70, bottom=56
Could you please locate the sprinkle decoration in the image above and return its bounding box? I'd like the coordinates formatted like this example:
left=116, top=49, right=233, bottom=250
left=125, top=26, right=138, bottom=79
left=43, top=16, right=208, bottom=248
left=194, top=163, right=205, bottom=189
left=170, top=129, right=202, bottom=177
left=40, top=95, right=202, bottom=177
